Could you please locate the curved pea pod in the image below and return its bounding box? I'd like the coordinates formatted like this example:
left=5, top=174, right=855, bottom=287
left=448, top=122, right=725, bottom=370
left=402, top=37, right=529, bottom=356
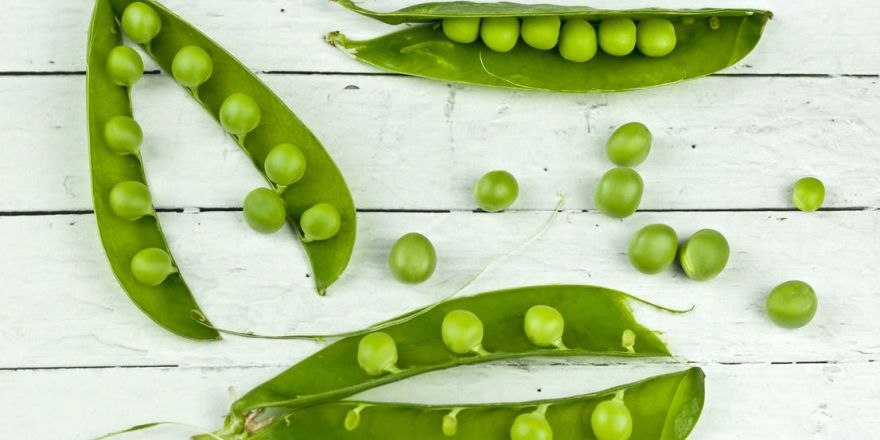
left=109, top=0, right=356, bottom=295
left=327, top=0, right=772, bottom=92
left=87, top=0, right=219, bottom=340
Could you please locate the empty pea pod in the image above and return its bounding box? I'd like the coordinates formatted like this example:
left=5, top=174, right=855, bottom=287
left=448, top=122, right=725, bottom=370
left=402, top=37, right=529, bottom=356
left=327, top=0, right=772, bottom=92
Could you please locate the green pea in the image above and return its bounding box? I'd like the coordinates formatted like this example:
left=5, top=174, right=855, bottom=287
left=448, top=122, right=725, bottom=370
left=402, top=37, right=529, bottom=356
left=388, top=232, right=436, bottom=284
left=792, top=177, right=825, bottom=212
left=442, top=413, right=458, bottom=437
left=103, top=115, right=143, bottom=155
left=598, top=18, right=637, bottom=56
left=242, top=188, right=287, bottom=234
left=766, top=280, right=818, bottom=328
left=357, top=332, right=399, bottom=376
left=524, top=305, right=565, bottom=348
left=679, top=229, right=729, bottom=281
left=481, top=17, right=520, bottom=53
left=121, top=2, right=162, bottom=44
left=109, top=181, right=152, bottom=221
left=130, top=247, right=175, bottom=287
left=594, top=167, right=643, bottom=219
left=606, top=122, right=652, bottom=167
left=442, top=17, right=481, bottom=44
left=219, top=93, right=261, bottom=136
left=473, top=170, right=519, bottom=212
left=106, top=45, right=144, bottom=87
left=591, top=397, right=633, bottom=440
left=300, top=203, right=342, bottom=242
left=627, top=224, right=678, bottom=274
left=441, top=310, right=484, bottom=355
left=521, top=16, right=561, bottom=51
left=558, top=19, right=597, bottom=63
left=510, top=412, right=553, bottom=440
left=636, top=19, right=677, bottom=57
left=264, top=143, right=307, bottom=187
left=172, top=46, right=213, bottom=89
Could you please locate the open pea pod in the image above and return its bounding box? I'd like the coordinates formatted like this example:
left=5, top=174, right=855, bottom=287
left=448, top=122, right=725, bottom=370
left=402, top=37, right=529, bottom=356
left=87, top=0, right=219, bottom=340
left=109, top=0, right=357, bottom=294
left=328, top=0, right=772, bottom=92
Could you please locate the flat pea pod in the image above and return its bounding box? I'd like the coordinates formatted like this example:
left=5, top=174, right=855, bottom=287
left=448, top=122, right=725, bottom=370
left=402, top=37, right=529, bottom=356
left=87, top=0, right=218, bottom=340
left=327, top=1, right=772, bottom=92
left=110, top=0, right=356, bottom=295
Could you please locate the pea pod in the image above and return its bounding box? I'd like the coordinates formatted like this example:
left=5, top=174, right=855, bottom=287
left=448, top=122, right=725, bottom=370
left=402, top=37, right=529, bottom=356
left=109, top=0, right=357, bottom=294
left=87, top=0, right=218, bottom=340
left=327, top=0, right=772, bottom=92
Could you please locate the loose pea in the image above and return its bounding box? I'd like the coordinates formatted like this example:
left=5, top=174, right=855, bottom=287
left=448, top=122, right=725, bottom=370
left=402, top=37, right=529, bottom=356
left=121, top=2, right=162, bottom=44
left=481, top=17, right=520, bottom=53
left=388, top=232, right=436, bottom=284
left=792, top=177, right=825, bottom=212
left=679, top=229, right=729, bottom=281
left=521, top=16, right=561, bottom=51
left=766, top=280, right=817, bottom=328
left=441, top=310, right=484, bottom=355
left=636, top=19, right=677, bottom=57
left=627, top=224, right=678, bottom=274
left=606, top=122, right=652, bottom=167
left=474, top=170, right=519, bottom=212
left=109, top=181, right=152, bottom=221
left=172, top=46, right=213, bottom=89
left=591, top=397, right=633, bottom=440
left=103, top=115, right=143, bottom=155
left=242, top=188, right=286, bottom=233
left=130, top=247, right=175, bottom=286
left=594, top=168, right=643, bottom=219
left=300, top=203, right=342, bottom=241
left=106, top=45, right=144, bottom=87
left=219, top=93, right=261, bottom=136
left=598, top=18, right=637, bottom=56
left=524, top=305, right=565, bottom=348
left=558, top=19, right=597, bottom=63
left=264, top=143, right=307, bottom=187
left=357, top=332, right=399, bottom=376
left=510, top=412, right=553, bottom=440
left=443, top=17, right=481, bottom=44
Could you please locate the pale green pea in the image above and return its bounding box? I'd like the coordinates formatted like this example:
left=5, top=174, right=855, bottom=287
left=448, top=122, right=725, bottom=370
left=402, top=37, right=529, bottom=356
left=219, top=93, right=261, bottom=136
left=481, top=17, right=520, bottom=53
left=591, top=396, right=633, bottom=440
left=103, top=115, right=143, bottom=155
left=792, top=177, right=825, bottom=212
left=558, top=19, right=597, bottom=63
left=636, top=19, right=677, bottom=57
left=130, top=247, right=175, bottom=287
left=521, top=16, right=561, bottom=51
left=264, top=143, right=307, bottom=186
left=443, top=17, right=481, bottom=44
left=300, top=203, right=342, bottom=242
left=474, top=170, right=519, bottom=212
left=242, top=188, right=286, bottom=234
left=606, top=122, right=652, bottom=167
left=109, top=181, right=152, bottom=221
left=106, top=45, right=143, bottom=87
left=172, top=45, right=213, bottom=89
left=388, top=232, right=436, bottom=284
left=594, top=167, right=644, bottom=219
left=357, top=332, right=399, bottom=376
left=766, top=280, right=818, bottom=329
left=627, top=224, right=678, bottom=274
left=121, top=2, right=162, bottom=44
left=510, top=412, right=553, bottom=440
left=442, top=412, right=459, bottom=437
left=441, top=310, right=485, bottom=355
left=598, top=18, right=637, bottom=56
left=679, top=229, right=729, bottom=281
left=524, top=305, right=565, bottom=348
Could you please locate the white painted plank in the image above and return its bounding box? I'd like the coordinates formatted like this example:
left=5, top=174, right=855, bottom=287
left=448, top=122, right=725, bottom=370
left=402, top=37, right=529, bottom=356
left=5, top=0, right=880, bottom=74
left=2, top=75, right=878, bottom=211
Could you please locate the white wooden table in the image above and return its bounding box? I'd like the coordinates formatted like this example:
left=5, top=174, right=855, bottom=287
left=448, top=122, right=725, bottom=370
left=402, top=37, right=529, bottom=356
left=2, top=0, right=879, bottom=438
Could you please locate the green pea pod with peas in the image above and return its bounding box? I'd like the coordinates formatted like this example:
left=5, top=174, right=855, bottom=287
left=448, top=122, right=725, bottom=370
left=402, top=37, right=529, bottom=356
left=327, top=0, right=772, bottom=92
left=108, top=0, right=357, bottom=295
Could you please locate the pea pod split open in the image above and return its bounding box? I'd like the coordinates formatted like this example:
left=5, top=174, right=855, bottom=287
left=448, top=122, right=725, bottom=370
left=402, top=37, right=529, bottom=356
left=327, top=0, right=772, bottom=92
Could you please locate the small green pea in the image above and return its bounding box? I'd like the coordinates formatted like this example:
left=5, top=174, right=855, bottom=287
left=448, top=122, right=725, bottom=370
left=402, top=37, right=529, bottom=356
left=521, top=16, right=561, bottom=51
left=357, top=332, right=399, bottom=376
left=109, top=181, right=152, bottom=221
left=219, top=93, right=261, bottom=136
left=172, top=46, right=213, bottom=89
left=264, top=143, right=307, bottom=186
left=558, top=19, right=597, bottom=63
left=388, top=232, right=436, bottom=284
left=242, top=188, right=286, bottom=233
left=524, top=305, right=565, bottom=348
left=106, top=45, right=144, bottom=87
left=442, top=413, right=458, bottom=437
left=103, top=116, right=143, bottom=155
left=300, top=203, right=342, bottom=242
left=598, top=18, right=636, bottom=56
left=636, top=19, right=677, bottom=57
left=441, top=310, right=484, bottom=355
left=679, top=229, right=729, bottom=281
left=481, top=17, right=520, bottom=53
left=130, top=247, right=175, bottom=287
left=121, top=2, right=162, bottom=44
left=591, top=397, right=633, bottom=440
left=627, top=224, right=678, bottom=274
left=510, top=412, right=553, bottom=440
left=606, top=122, right=652, bottom=167
left=344, top=409, right=361, bottom=431
left=766, top=280, right=818, bottom=329
left=594, top=168, right=644, bottom=219
left=792, top=177, right=825, bottom=212
left=474, top=170, right=519, bottom=212
left=442, top=17, right=481, bottom=44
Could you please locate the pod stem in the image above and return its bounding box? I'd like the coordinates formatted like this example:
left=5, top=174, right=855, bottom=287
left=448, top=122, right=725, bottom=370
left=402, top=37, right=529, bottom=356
left=88, top=421, right=223, bottom=440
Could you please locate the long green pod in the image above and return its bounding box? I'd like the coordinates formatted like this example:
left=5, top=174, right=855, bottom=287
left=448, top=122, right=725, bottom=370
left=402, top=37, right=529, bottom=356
left=87, top=0, right=219, bottom=340
left=328, top=0, right=772, bottom=92
left=110, top=0, right=356, bottom=294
